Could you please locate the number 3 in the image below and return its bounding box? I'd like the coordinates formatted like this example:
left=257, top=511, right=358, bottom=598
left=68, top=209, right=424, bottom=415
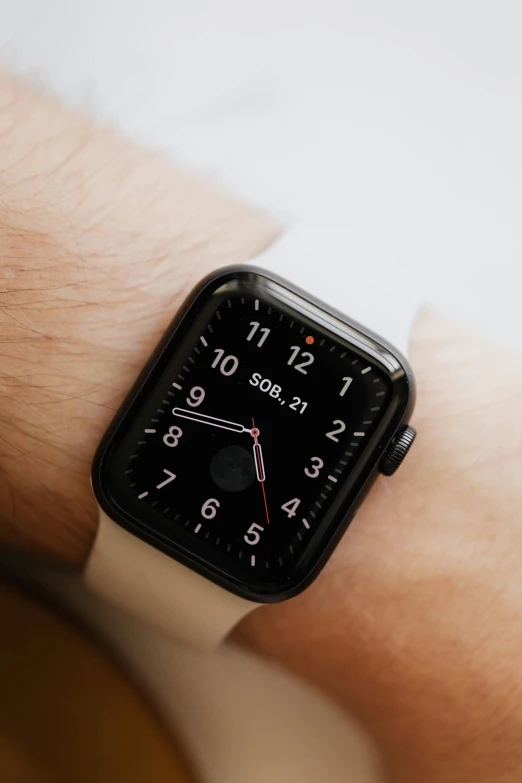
left=304, top=456, right=324, bottom=478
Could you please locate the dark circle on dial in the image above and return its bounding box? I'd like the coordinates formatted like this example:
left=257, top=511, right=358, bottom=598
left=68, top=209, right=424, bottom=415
left=210, top=445, right=255, bottom=492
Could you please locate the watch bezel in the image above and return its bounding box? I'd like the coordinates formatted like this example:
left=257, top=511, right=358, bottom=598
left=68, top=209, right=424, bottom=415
left=92, top=265, right=415, bottom=603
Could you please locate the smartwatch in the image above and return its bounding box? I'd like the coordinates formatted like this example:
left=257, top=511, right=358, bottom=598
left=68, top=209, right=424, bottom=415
left=86, top=226, right=418, bottom=650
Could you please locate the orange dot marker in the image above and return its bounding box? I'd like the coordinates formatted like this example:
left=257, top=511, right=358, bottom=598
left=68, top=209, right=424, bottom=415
left=305, top=335, right=315, bottom=345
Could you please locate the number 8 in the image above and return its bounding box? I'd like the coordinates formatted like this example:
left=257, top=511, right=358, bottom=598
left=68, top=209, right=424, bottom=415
left=163, top=425, right=183, bottom=447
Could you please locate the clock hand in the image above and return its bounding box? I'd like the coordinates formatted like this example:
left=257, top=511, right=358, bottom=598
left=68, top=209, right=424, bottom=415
left=252, top=417, right=271, bottom=525
left=172, top=407, right=250, bottom=434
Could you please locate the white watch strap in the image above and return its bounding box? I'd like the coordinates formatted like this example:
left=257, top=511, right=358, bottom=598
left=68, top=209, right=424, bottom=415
left=85, top=509, right=256, bottom=651
left=84, top=224, right=421, bottom=651
left=253, top=224, right=420, bottom=357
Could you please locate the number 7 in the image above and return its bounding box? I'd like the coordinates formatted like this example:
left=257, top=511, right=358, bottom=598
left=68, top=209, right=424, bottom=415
left=156, top=469, right=176, bottom=489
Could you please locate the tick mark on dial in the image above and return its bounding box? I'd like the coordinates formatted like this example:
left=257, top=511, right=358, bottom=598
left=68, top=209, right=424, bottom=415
left=376, top=391, right=385, bottom=396
left=216, top=311, right=222, bottom=320
left=373, top=378, right=380, bottom=383
left=195, top=524, right=202, bottom=534
left=172, top=383, right=182, bottom=390
left=353, top=432, right=365, bottom=437
left=130, top=482, right=136, bottom=487
left=188, top=356, right=195, bottom=363
left=227, top=298, right=233, bottom=308
left=138, top=491, right=148, bottom=499
left=125, top=469, right=133, bottom=474
left=302, top=519, right=310, bottom=529
left=328, top=475, right=338, bottom=483
left=351, top=359, right=359, bottom=365
left=183, top=365, right=190, bottom=372
left=208, top=324, right=214, bottom=333
left=251, top=555, right=256, bottom=566
left=144, top=428, right=156, bottom=433
left=254, top=299, right=259, bottom=311
left=200, top=336, right=208, bottom=347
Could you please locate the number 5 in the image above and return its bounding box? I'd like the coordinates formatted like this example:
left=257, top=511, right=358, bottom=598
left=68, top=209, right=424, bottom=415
left=244, top=523, right=264, bottom=545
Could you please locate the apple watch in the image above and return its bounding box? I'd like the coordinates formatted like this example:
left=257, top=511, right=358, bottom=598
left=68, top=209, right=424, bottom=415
left=86, top=226, right=418, bottom=650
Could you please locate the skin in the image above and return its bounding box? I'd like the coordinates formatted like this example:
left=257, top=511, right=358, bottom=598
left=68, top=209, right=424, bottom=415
left=1, top=73, right=522, bottom=781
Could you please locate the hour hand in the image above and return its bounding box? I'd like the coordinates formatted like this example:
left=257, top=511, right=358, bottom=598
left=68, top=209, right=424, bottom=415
left=172, top=407, right=250, bottom=434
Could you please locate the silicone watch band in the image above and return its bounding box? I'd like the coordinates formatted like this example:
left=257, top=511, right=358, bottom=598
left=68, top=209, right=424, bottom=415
left=84, top=224, right=421, bottom=651
left=85, top=510, right=256, bottom=650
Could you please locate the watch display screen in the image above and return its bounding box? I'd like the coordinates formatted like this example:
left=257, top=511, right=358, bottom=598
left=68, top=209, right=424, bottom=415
left=94, top=268, right=412, bottom=600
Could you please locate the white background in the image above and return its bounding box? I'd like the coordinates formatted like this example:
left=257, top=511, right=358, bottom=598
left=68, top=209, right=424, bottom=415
left=1, top=0, right=521, bottom=348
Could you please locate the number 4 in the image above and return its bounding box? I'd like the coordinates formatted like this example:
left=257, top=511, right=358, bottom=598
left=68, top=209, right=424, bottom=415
left=281, top=498, right=301, bottom=518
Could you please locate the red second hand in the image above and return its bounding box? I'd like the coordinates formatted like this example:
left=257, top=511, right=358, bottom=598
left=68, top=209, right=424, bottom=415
left=252, top=417, right=270, bottom=526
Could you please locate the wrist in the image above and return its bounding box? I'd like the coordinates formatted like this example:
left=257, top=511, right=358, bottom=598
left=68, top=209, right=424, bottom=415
left=0, top=72, right=277, bottom=564
left=236, top=310, right=522, bottom=781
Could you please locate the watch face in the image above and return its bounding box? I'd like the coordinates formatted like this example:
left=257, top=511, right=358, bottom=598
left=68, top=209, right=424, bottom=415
left=93, top=267, right=414, bottom=601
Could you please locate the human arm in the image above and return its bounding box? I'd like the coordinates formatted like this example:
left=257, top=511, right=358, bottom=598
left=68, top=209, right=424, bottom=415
left=0, top=71, right=276, bottom=563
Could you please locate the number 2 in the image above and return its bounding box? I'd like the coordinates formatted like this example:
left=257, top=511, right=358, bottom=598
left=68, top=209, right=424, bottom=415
left=326, top=420, right=346, bottom=442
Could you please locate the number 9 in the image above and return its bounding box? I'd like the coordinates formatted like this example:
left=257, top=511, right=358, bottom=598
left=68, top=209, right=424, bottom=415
left=187, top=386, right=205, bottom=407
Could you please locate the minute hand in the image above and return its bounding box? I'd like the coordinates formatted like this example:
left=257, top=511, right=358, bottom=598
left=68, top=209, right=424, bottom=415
left=172, top=407, right=250, bottom=434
